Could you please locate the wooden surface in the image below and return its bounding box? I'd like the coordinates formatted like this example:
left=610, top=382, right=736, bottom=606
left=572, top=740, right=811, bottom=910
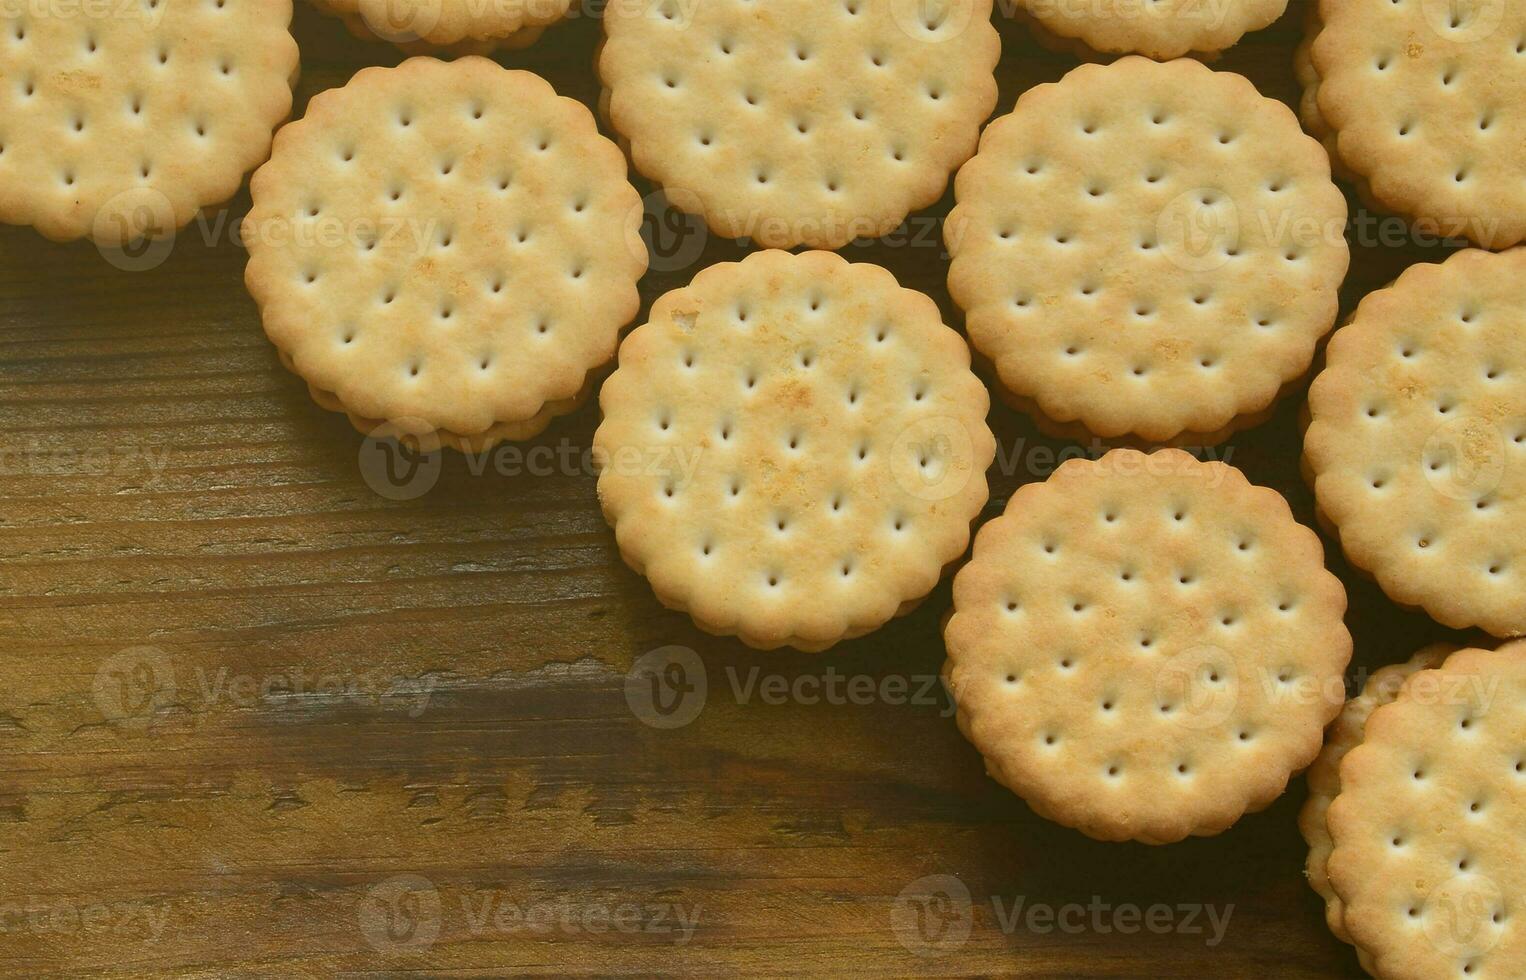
left=0, top=3, right=1479, bottom=976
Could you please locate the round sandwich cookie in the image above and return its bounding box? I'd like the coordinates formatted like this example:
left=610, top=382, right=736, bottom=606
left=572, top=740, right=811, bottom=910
left=0, top=0, right=299, bottom=246
left=1312, top=0, right=1526, bottom=249
left=598, top=0, right=1000, bottom=250
left=308, top=0, right=565, bottom=55
left=243, top=57, right=647, bottom=453
left=1305, top=248, right=1526, bottom=638
left=1298, top=644, right=1455, bottom=952
left=1327, top=642, right=1526, bottom=980
left=946, top=57, right=1349, bottom=446
left=1013, top=0, right=1286, bottom=60
left=594, top=249, right=996, bottom=652
left=943, top=449, right=1352, bottom=844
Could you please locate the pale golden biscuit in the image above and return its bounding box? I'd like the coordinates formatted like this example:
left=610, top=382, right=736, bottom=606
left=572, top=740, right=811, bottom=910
left=1313, top=0, right=1526, bottom=249
left=598, top=0, right=1000, bottom=250
left=1327, top=642, right=1526, bottom=980
left=947, top=57, right=1349, bottom=445
left=594, top=250, right=995, bottom=652
left=1305, top=249, right=1526, bottom=638
left=0, top=0, right=298, bottom=245
left=943, top=449, right=1352, bottom=844
left=308, top=0, right=567, bottom=52
left=1299, top=644, right=1456, bottom=946
left=243, top=57, right=646, bottom=451
left=1015, top=0, right=1285, bottom=59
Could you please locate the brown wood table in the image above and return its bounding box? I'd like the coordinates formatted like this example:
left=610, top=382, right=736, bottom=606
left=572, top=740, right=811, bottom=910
left=0, top=2, right=1481, bottom=976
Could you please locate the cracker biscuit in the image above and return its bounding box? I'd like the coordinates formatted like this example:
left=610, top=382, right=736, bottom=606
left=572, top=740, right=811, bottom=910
left=308, top=0, right=567, bottom=53
left=1305, top=248, right=1526, bottom=638
left=947, top=57, right=1349, bottom=445
left=1014, top=0, right=1286, bottom=60
left=0, top=0, right=299, bottom=245
left=943, top=449, right=1352, bottom=844
left=594, top=249, right=995, bottom=652
left=1327, top=642, right=1526, bottom=980
left=243, top=57, right=646, bottom=452
left=1298, top=644, right=1456, bottom=947
left=1312, top=0, right=1526, bottom=249
left=598, top=0, right=1000, bottom=250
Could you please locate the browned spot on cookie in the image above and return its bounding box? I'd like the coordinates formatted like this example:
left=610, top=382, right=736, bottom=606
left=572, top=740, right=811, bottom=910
left=1153, top=338, right=1185, bottom=360
left=774, top=378, right=814, bottom=408
left=50, top=70, right=103, bottom=92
